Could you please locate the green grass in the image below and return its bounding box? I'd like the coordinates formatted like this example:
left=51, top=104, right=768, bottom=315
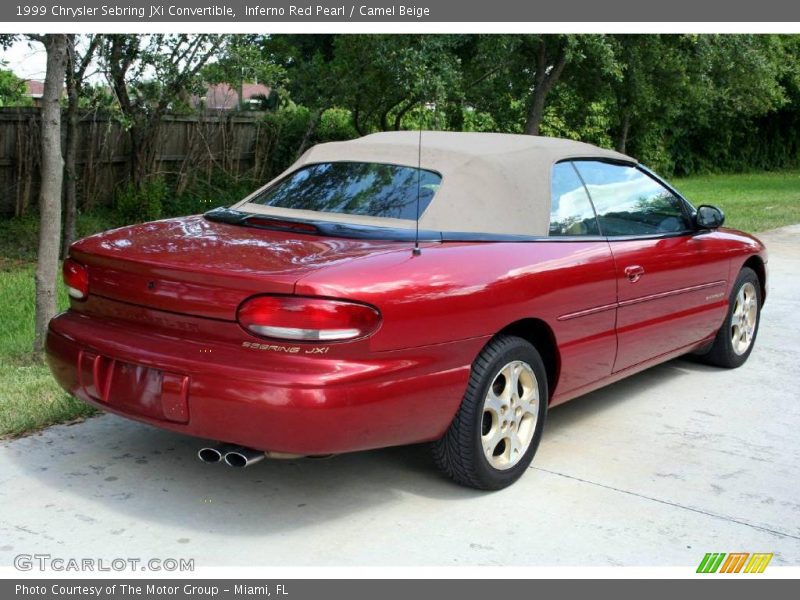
left=0, top=266, right=67, bottom=359
left=0, top=209, right=121, bottom=264
left=673, top=170, right=800, bottom=233
left=0, top=168, right=798, bottom=438
left=0, top=209, right=121, bottom=437
left=0, top=267, right=96, bottom=438
left=0, top=363, right=96, bottom=438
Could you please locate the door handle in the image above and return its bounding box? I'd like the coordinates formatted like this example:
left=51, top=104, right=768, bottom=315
left=624, top=265, right=645, bottom=283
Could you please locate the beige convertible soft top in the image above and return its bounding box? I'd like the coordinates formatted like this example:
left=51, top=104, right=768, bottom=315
left=234, top=131, right=635, bottom=237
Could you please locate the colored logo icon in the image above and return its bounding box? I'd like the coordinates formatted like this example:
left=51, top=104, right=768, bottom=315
left=697, top=552, right=773, bottom=573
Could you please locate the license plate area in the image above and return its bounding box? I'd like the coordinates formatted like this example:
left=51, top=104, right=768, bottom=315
left=77, top=350, right=189, bottom=423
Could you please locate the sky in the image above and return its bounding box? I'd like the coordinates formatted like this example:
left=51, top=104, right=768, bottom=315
left=1, top=40, right=48, bottom=80
left=1, top=38, right=108, bottom=83
left=1, top=36, right=214, bottom=86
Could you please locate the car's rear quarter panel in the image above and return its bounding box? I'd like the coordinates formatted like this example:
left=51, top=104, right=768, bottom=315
left=295, top=240, right=620, bottom=401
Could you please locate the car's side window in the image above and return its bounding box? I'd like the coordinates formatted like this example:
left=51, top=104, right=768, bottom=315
left=572, top=161, right=691, bottom=237
left=549, top=162, right=600, bottom=236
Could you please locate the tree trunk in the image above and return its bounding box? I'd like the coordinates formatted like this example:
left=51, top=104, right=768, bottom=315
left=127, top=120, right=158, bottom=190
left=61, top=38, right=79, bottom=258
left=62, top=102, right=78, bottom=258
left=616, top=111, right=631, bottom=154
left=393, top=99, right=418, bottom=131
left=34, top=34, right=68, bottom=354
left=523, top=41, right=568, bottom=136
left=295, top=109, right=321, bottom=159
left=524, top=91, right=548, bottom=136
left=352, top=101, right=366, bottom=137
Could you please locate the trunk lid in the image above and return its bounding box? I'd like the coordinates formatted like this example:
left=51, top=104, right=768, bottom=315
left=69, top=215, right=406, bottom=321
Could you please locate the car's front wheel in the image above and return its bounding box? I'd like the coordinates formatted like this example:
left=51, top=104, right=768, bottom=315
left=701, top=266, right=762, bottom=368
left=432, top=335, right=548, bottom=490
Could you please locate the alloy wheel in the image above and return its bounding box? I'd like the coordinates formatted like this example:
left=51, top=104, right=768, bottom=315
left=731, top=281, right=758, bottom=356
left=481, top=360, right=540, bottom=470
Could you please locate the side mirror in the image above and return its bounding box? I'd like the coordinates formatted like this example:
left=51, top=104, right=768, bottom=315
left=695, top=204, right=725, bottom=230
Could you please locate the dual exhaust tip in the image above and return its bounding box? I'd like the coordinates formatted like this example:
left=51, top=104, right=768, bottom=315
left=198, top=444, right=266, bottom=468
left=198, top=444, right=305, bottom=468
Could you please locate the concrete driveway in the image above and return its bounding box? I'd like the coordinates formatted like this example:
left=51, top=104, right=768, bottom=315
left=1, top=225, right=799, bottom=568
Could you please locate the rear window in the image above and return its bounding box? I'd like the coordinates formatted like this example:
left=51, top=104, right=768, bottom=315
left=249, top=161, right=442, bottom=220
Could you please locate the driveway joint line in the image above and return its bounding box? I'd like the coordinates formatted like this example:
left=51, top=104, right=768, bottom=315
left=532, top=466, right=800, bottom=541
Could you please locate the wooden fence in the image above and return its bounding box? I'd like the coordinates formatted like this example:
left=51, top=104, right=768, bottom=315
left=0, top=108, right=272, bottom=217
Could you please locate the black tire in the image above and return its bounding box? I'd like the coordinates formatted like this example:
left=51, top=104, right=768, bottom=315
left=432, top=335, right=548, bottom=490
left=701, top=267, right=762, bottom=368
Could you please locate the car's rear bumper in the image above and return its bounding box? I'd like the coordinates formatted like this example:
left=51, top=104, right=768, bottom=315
left=46, top=311, right=483, bottom=455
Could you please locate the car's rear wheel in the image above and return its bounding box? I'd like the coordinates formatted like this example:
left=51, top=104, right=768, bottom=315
left=701, top=267, right=761, bottom=368
left=432, top=335, right=548, bottom=490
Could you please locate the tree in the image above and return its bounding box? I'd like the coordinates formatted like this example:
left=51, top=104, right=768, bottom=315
left=268, top=35, right=464, bottom=137
left=0, top=35, right=33, bottom=107
left=464, top=35, right=617, bottom=136
left=653, top=35, right=789, bottom=173
left=328, top=35, right=464, bottom=134
left=202, top=34, right=286, bottom=111
left=62, top=34, right=101, bottom=258
left=604, top=36, right=688, bottom=155
left=522, top=36, right=570, bottom=135
left=259, top=35, right=341, bottom=155
left=0, top=66, right=30, bottom=107
left=100, top=34, right=223, bottom=189
left=31, top=34, right=68, bottom=354
left=263, top=34, right=336, bottom=106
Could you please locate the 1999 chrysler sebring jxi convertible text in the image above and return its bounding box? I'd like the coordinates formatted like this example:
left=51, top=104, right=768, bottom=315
left=46, top=132, right=767, bottom=489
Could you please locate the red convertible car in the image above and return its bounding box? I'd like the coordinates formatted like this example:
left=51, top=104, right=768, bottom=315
left=47, top=132, right=766, bottom=489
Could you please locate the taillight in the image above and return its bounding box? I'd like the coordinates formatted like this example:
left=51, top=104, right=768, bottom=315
left=63, top=258, right=89, bottom=300
left=238, top=296, right=381, bottom=342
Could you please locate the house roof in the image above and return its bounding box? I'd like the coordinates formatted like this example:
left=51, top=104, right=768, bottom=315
left=24, top=80, right=44, bottom=97
left=203, top=83, right=271, bottom=110
left=235, top=131, right=636, bottom=237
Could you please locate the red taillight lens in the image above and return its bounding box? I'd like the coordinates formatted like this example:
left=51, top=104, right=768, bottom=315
left=63, top=258, right=89, bottom=300
left=238, top=296, right=381, bottom=342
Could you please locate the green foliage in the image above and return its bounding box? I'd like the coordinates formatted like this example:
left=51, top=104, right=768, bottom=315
left=259, top=35, right=337, bottom=116
left=461, top=108, right=498, bottom=132
left=0, top=67, right=31, bottom=107
left=166, top=171, right=257, bottom=216
left=202, top=35, right=287, bottom=97
left=539, top=85, right=615, bottom=148
left=249, top=90, right=281, bottom=112
left=462, top=35, right=619, bottom=134
left=317, top=107, right=359, bottom=140
left=246, top=104, right=357, bottom=184
left=77, top=83, right=120, bottom=112
left=324, top=34, right=465, bottom=134
left=114, top=177, right=167, bottom=223
left=255, top=103, right=315, bottom=175
left=657, top=35, right=794, bottom=175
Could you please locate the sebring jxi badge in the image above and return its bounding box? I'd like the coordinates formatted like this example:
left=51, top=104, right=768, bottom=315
left=241, top=341, right=330, bottom=355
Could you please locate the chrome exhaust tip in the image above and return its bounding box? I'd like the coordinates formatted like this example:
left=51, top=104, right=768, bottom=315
left=197, top=443, right=236, bottom=464
left=223, top=446, right=266, bottom=468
